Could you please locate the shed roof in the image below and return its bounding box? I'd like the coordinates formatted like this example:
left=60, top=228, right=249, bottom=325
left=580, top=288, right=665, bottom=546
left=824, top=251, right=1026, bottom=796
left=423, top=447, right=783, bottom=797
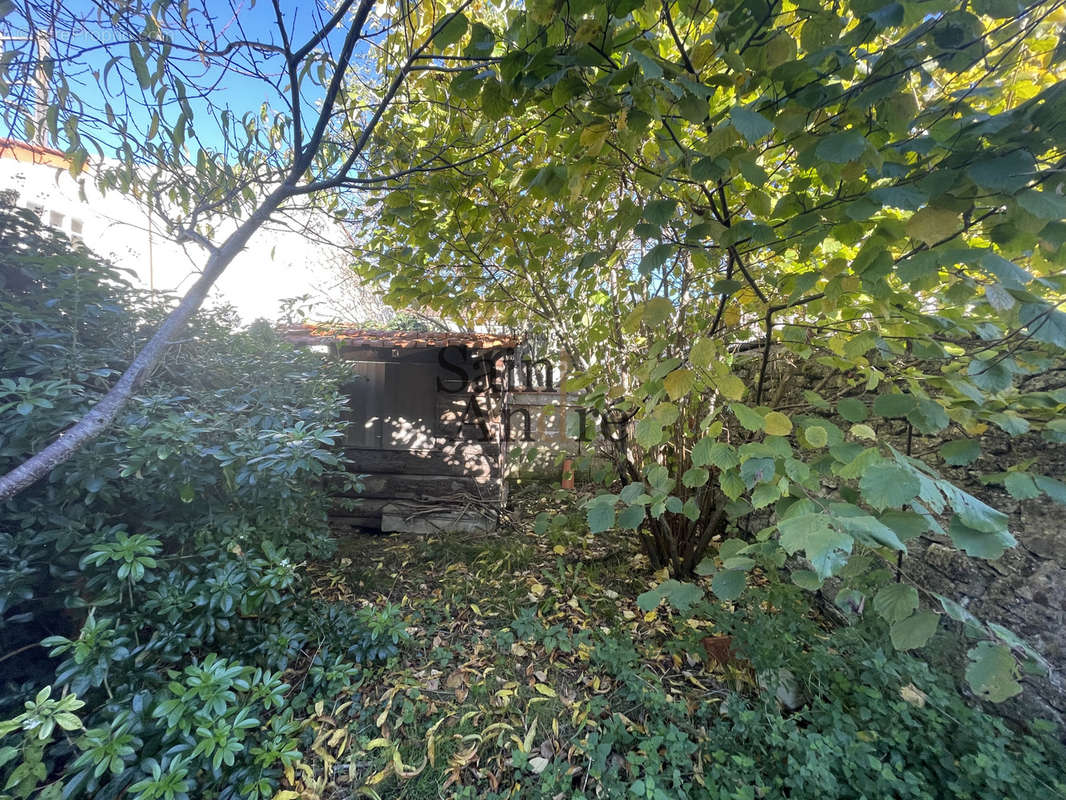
left=282, top=324, right=518, bottom=350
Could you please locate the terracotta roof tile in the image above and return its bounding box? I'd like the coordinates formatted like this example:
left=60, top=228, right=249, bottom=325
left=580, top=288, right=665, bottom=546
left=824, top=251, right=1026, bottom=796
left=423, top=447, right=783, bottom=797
left=281, top=324, right=518, bottom=350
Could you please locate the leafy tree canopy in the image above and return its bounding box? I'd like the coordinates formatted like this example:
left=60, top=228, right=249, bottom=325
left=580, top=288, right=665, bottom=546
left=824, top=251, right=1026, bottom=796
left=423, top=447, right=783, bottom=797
left=361, top=0, right=1066, bottom=700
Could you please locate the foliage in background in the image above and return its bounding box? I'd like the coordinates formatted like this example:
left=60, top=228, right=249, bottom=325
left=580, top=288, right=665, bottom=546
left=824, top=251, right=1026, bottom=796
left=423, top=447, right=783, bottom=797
left=362, top=0, right=1066, bottom=700
left=0, top=208, right=406, bottom=799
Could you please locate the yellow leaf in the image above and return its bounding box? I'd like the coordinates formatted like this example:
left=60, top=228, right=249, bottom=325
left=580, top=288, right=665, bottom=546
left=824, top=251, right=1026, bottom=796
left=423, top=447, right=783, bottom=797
left=717, top=373, right=746, bottom=401
left=763, top=411, right=792, bottom=436
left=470, top=603, right=482, bottom=616
left=690, top=336, right=717, bottom=369
left=805, top=425, right=828, bottom=448
left=367, top=764, right=393, bottom=785
left=523, top=718, right=538, bottom=751
left=643, top=610, right=658, bottom=622
left=552, top=544, right=565, bottom=554
left=906, top=206, right=961, bottom=246
left=579, top=123, right=610, bottom=155
left=664, top=368, right=695, bottom=400
left=899, top=683, right=928, bottom=707
left=534, top=683, right=557, bottom=697
left=850, top=423, right=877, bottom=441
left=528, top=582, right=546, bottom=599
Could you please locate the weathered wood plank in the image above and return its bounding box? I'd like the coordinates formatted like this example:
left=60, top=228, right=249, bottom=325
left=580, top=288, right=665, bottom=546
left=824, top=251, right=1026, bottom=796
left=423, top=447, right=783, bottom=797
left=342, top=473, right=497, bottom=501
left=343, top=445, right=499, bottom=477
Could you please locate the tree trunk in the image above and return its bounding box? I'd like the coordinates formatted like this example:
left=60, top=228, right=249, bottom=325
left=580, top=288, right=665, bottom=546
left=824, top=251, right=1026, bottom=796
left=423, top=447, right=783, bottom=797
left=0, top=189, right=286, bottom=502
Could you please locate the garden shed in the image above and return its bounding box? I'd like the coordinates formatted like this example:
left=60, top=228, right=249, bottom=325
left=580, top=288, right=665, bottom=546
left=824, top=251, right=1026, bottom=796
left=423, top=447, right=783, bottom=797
left=283, top=325, right=518, bottom=533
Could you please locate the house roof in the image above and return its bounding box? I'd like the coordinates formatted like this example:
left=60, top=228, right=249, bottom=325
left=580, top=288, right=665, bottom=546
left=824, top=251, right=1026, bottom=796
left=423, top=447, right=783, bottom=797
left=0, top=138, right=70, bottom=168
left=282, top=324, right=518, bottom=350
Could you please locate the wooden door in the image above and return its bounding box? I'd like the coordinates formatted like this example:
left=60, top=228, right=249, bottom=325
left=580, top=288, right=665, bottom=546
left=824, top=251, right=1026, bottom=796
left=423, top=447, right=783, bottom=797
left=344, top=362, right=385, bottom=448
left=382, top=362, right=437, bottom=450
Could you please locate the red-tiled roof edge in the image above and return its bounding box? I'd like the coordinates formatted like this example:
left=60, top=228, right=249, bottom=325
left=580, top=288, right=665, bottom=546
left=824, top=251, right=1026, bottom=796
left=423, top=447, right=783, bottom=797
left=0, top=137, right=69, bottom=161
left=280, top=324, right=519, bottom=349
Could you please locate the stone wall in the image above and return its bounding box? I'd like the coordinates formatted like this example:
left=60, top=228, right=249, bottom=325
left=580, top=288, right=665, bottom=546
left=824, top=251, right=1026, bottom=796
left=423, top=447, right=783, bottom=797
left=904, top=431, right=1066, bottom=728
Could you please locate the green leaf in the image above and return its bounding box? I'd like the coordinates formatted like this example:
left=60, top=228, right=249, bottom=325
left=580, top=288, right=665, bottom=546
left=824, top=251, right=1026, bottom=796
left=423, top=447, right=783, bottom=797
left=879, top=511, right=929, bottom=542
left=966, top=642, right=1022, bottom=702
left=661, top=579, right=705, bottom=612
left=948, top=516, right=1016, bottom=559
left=481, top=79, right=510, bottom=120
left=694, top=557, right=717, bottom=576
left=936, top=593, right=981, bottom=626
left=778, top=514, right=852, bottom=579
left=873, top=392, right=916, bottom=417
left=940, top=439, right=981, bottom=466
left=534, top=512, right=550, bottom=535
left=729, top=106, right=773, bottom=144
left=639, top=243, right=675, bottom=276
left=716, top=373, right=747, bottom=401
left=751, top=481, right=782, bottom=509
left=941, top=483, right=1009, bottom=534
left=972, top=0, right=1021, bottom=17
left=790, top=570, right=822, bottom=590
left=711, top=569, right=746, bottom=601
left=718, top=539, right=747, bottom=560
left=692, top=439, right=739, bottom=469
left=682, top=466, right=709, bottom=488
left=840, top=514, right=907, bottom=551
left=814, top=130, right=867, bottom=163
left=587, top=504, right=615, bottom=534
left=636, top=586, right=662, bottom=612
left=967, top=149, right=1035, bottom=193
left=129, top=43, right=151, bottom=89
left=869, top=185, right=927, bottom=211
left=907, top=397, right=949, bottom=434
left=804, top=425, right=828, bottom=447
left=890, top=611, right=940, bottom=650
left=643, top=199, right=679, bottom=225
left=635, top=415, right=665, bottom=448
left=432, top=12, right=469, bottom=48
left=837, top=397, right=867, bottom=423
left=873, top=583, right=919, bottom=623
left=1003, top=472, right=1040, bottom=500
left=1034, top=474, right=1066, bottom=504
left=618, top=504, right=645, bottom=529
left=859, top=463, right=920, bottom=511
left=1016, top=189, right=1066, bottom=220
left=730, top=403, right=764, bottom=431
left=720, top=470, right=745, bottom=501
left=740, top=457, right=776, bottom=487
left=1019, top=302, right=1066, bottom=348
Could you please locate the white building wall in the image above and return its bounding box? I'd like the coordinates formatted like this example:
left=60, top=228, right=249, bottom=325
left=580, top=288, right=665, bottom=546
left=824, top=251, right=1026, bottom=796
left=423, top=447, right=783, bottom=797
left=0, top=154, right=346, bottom=323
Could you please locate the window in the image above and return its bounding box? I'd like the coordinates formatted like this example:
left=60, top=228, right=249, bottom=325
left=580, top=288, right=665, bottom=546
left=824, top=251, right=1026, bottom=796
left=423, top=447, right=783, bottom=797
left=70, top=218, right=83, bottom=238
left=48, top=210, right=63, bottom=228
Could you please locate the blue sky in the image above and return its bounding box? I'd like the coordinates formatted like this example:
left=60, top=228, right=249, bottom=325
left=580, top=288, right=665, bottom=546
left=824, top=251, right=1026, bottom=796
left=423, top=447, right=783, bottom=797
left=36, top=0, right=366, bottom=158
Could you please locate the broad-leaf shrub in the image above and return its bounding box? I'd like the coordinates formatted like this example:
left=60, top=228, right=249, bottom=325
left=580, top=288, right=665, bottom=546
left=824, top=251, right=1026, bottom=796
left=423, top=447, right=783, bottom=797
left=0, top=209, right=400, bottom=798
